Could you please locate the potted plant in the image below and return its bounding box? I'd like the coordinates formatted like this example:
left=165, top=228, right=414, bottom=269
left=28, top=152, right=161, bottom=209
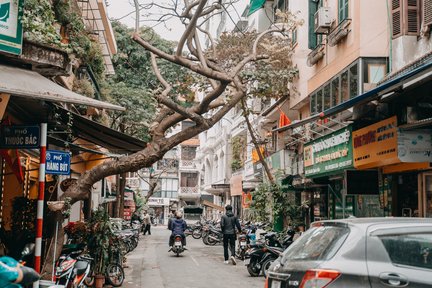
left=86, top=207, right=114, bottom=288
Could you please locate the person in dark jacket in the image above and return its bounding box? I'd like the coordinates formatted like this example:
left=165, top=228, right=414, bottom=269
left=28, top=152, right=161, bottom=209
left=169, top=211, right=187, bottom=247
left=220, top=205, right=241, bottom=265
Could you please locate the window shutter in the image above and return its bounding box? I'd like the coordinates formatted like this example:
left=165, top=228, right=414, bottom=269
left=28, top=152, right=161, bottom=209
left=392, top=0, right=402, bottom=38
left=406, top=0, right=420, bottom=35
left=308, top=0, right=318, bottom=49
left=425, top=0, right=432, bottom=27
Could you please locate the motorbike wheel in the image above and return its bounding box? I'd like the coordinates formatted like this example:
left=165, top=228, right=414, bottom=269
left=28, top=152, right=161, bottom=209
left=131, top=238, right=138, bottom=250
left=84, top=268, right=95, bottom=287
left=207, top=236, right=218, bottom=246
left=261, top=257, right=276, bottom=278
left=105, top=263, right=125, bottom=287
left=247, top=259, right=261, bottom=277
left=202, top=235, right=210, bottom=245
left=192, top=229, right=202, bottom=239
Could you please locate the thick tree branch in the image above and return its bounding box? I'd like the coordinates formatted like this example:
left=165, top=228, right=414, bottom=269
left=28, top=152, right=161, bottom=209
left=177, top=0, right=207, bottom=56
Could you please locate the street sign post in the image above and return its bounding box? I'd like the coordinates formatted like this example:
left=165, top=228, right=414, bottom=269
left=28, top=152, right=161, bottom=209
left=46, top=150, right=71, bottom=175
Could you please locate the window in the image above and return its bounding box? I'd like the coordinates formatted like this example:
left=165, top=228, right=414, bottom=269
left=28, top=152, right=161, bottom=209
left=310, top=93, right=317, bottom=115
left=324, top=83, right=331, bottom=110
left=341, top=70, right=349, bottom=102
left=292, top=29, right=298, bottom=45
left=316, top=90, right=323, bottom=113
left=349, top=63, right=358, bottom=98
left=180, top=172, right=198, bottom=187
left=392, top=0, right=420, bottom=38
left=181, top=146, right=197, bottom=160
left=338, top=0, right=349, bottom=23
left=380, top=234, right=432, bottom=269
left=367, top=63, right=386, bottom=84
left=274, top=0, right=289, bottom=22
left=308, top=0, right=319, bottom=49
left=281, top=225, right=350, bottom=263
left=331, top=77, right=340, bottom=107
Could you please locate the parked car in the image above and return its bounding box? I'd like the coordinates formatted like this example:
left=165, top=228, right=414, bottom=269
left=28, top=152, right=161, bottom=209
left=266, top=218, right=432, bottom=288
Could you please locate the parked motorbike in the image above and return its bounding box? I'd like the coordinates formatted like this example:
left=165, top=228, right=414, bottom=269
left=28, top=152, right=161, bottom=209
left=169, top=235, right=186, bottom=257
left=236, top=232, right=248, bottom=260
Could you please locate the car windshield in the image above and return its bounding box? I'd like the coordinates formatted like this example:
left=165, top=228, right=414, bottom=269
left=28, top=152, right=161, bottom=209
left=281, top=225, right=350, bottom=263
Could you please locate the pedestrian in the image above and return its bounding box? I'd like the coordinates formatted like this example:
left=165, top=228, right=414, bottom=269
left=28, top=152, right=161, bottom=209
left=142, top=210, right=151, bottom=235
left=220, top=205, right=241, bottom=265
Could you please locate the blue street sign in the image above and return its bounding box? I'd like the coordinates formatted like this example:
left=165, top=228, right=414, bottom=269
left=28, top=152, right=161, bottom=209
left=46, top=150, right=71, bottom=175
left=0, top=125, right=40, bottom=148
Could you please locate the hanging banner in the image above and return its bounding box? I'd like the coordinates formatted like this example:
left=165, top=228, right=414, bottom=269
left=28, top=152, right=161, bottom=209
left=46, top=150, right=71, bottom=175
left=0, top=125, right=40, bottom=148
left=242, top=191, right=252, bottom=208
left=0, top=0, right=24, bottom=55
left=303, top=126, right=353, bottom=177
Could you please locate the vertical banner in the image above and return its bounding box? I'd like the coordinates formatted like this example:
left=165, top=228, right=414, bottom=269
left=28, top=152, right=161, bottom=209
left=0, top=0, right=24, bottom=55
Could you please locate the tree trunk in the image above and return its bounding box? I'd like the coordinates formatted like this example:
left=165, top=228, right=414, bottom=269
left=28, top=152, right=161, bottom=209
left=41, top=211, right=64, bottom=280
left=241, top=101, right=276, bottom=185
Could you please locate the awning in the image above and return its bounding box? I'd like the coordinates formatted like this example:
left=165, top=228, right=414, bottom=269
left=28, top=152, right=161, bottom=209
left=56, top=106, right=147, bottom=154
left=273, top=60, right=432, bottom=133
left=0, top=65, right=124, bottom=111
left=248, top=0, right=266, bottom=16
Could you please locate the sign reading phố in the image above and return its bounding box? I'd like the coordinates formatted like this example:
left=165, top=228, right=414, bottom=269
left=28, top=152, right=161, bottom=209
left=0, top=0, right=24, bottom=55
left=46, top=150, right=71, bottom=175
left=304, top=126, right=353, bottom=177
left=0, top=125, right=40, bottom=148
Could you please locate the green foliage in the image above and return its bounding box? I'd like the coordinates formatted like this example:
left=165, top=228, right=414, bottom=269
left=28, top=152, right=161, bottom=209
left=231, top=159, right=243, bottom=171
left=21, top=0, right=63, bottom=46
left=250, top=181, right=306, bottom=226
left=231, top=136, right=245, bottom=170
left=87, top=207, right=114, bottom=275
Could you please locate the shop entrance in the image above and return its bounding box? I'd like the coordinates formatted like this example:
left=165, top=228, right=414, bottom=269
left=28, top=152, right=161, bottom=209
left=419, top=172, right=432, bottom=218
left=392, top=172, right=419, bottom=217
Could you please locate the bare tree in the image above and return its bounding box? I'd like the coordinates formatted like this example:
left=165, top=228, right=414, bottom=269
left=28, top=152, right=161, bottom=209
left=43, top=0, right=299, bottom=276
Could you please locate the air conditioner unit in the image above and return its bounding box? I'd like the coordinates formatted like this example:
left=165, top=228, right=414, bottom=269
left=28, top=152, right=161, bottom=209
left=314, top=7, right=332, bottom=34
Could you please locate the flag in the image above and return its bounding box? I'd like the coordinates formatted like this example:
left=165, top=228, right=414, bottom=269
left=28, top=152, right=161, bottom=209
left=278, top=111, right=291, bottom=128
left=0, top=118, right=24, bottom=183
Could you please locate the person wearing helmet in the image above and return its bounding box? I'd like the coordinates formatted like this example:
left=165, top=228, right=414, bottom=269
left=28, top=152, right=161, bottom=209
left=169, top=211, right=187, bottom=247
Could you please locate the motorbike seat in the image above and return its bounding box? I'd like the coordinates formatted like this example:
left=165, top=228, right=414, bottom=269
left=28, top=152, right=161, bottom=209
left=73, top=260, right=89, bottom=275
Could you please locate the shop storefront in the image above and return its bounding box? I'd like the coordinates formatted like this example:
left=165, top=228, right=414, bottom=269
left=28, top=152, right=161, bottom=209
left=352, top=116, right=432, bottom=217
left=303, top=126, right=354, bottom=220
left=147, top=197, right=170, bottom=225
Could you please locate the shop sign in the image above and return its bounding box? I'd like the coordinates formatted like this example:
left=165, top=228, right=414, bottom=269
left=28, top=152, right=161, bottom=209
left=353, top=116, right=398, bottom=169
left=46, top=150, right=71, bottom=175
left=230, top=174, right=243, bottom=196
left=147, top=197, right=169, bottom=206
left=304, top=126, right=353, bottom=177
left=0, top=0, right=24, bottom=55
left=397, top=130, right=432, bottom=162
left=0, top=125, right=40, bottom=148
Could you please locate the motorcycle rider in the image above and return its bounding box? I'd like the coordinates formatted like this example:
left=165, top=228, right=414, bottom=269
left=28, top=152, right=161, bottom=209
left=169, top=211, right=187, bottom=247
left=0, top=256, right=39, bottom=287
left=221, top=205, right=241, bottom=265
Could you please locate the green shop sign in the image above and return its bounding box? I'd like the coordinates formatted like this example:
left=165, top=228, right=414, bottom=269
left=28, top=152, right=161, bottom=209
left=304, top=126, right=353, bottom=178
left=0, top=0, right=23, bottom=55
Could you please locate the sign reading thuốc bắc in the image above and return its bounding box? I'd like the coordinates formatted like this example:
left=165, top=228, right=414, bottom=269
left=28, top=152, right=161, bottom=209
left=0, top=0, right=24, bottom=55
left=304, top=125, right=353, bottom=178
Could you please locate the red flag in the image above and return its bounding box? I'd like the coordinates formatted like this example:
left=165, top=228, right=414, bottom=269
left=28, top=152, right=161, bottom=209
left=278, top=111, right=291, bottom=128
left=0, top=119, right=24, bottom=183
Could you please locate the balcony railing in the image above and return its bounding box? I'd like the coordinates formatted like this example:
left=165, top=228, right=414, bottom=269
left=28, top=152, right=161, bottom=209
left=179, top=186, right=199, bottom=194
left=180, top=160, right=196, bottom=168
left=126, top=177, right=140, bottom=188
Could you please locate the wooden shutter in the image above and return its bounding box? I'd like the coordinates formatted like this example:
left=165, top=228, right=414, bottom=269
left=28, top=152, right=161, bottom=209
left=392, top=0, right=403, bottom=38
left=423, top=0, right=432, bottom=27
left=308, top=0, right=318, bottom=49
left=406, top=0, right=420, bottom=35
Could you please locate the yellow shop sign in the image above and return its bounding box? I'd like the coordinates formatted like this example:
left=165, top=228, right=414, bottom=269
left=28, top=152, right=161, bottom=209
left=353, top=116, right=399, bottom=169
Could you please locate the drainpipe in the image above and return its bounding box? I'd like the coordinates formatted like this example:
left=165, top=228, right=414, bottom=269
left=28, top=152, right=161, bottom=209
left=386, top=0, right=393, bottom=72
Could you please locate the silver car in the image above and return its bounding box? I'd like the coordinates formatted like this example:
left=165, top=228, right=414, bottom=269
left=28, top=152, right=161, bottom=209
left=266, top=218, right=432, bottom=288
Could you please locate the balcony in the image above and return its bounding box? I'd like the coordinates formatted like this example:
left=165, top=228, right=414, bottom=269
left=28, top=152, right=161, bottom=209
left=178, top=186, right=200, bottom=200
left=179, top=160, right=197, bottom=170
left=126, top=177, right=140, bottom=189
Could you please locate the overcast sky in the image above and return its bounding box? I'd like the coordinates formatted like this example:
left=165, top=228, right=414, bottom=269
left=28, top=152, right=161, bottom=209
left=106, top=0, right=247, bottom=41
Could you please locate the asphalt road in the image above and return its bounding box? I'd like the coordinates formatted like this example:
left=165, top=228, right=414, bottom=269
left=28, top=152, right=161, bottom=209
left=122, top=226, right=265, bottom=288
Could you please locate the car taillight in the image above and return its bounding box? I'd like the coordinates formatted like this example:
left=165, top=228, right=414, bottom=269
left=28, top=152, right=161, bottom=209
left=300, top=269, right=341, bottom=288
left=264, top=277, right=269, bottom=288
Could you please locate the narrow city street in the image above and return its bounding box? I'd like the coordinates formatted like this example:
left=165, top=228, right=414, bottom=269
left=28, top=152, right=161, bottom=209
left=123, top=226, right=265, bottom=288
